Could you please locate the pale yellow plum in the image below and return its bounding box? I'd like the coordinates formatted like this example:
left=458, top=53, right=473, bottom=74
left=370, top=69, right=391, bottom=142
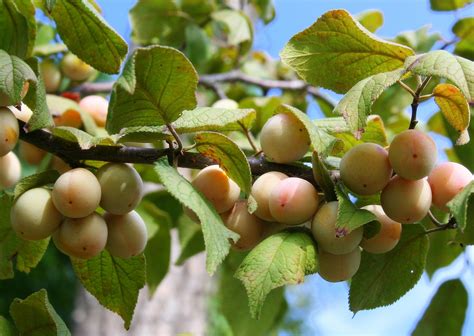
left=268, top=177, right=319, bottom=225
left=251, top=171, right=288, bottom=221
left=60, top=53, right=94, bottom=81
left=311, top=202, right=363, bottom=255
left=221, top=200, right=265, bottom=251
left=340, top=143, right=392, bottom=195
left=19, top=141, right=46, bottom=165
left=0, top=152, right=21, bottom=189
left=55, top=213, right=108, bottom=259
left=79, top=95, right=109, bottom=127
left=51, top=156, right=71, bottom=174
left=10, top=188, right=62, bottom=240
left=428, top=162, right=473, bottom=211
left=192, top=165, right=240, bottom=214
left=40, top=60, right=61, bottom=93
left=96, top=163, right=143, bottom=215
left=381, top=176, right=432, bottom=224
left=104, top=211, right=148, bottom=258
left=0, top=107, right=19, bottom=156
left=360, top=205, right=402, bottom=254
left=318, top=248, right=361, bottom=282
left=389, top=130, right=437, bottom=180
left=211, top=99, right=239, bottom=109
left=260, top=113, right=310, bottom=163
left=52, top=168, right=101, bottom=218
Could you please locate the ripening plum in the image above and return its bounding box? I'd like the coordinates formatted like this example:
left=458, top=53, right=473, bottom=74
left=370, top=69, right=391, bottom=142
left=318, top=248, right=361, bottom=282
left=251, top=171, right=288, bottom=221
left=260, top=113, right=310, bottom=163
left=0, top=81, right=29, bottom=107
left=381, top=176, right=432, bottom=224
left=52, top=168, right=101, bottom=218
left=0, top=107, right=19, bottom=156
left=360, top=205, right=402, bottom=254
left=79, top=95, right=109, bottom=127
left=191, top=165, right=240, bottom=214
left=0, top=152, right=21, bottom=189
left=268, top=177, right=319, bottom=225
left=389, top=130, right=437, bottom=180
left=340, top=143, right=392, bottom=195
left=10, top=188, right=62, bottom=240
left=19, top=141, right=46, bottom=165
left=96, top=163, right=143, bottom=215
left=221, top=200, right=265, bottom=251
left=212, top=99, right=239, bottom=109
left=60, top=53, right=94, bottom=81
left=40, top=60, right=61, bottom=93
left=55, top=212, right=108, bottom=259
left=428, top=162, right=473, bottom=211
left=311, top=202, right=363, bottom=255
left=104, top=211, right=148, bottom=258
left=51, top=156, right=71, bottom=174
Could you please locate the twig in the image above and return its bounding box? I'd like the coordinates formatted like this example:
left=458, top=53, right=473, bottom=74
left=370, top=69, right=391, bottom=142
left=409, top=76, right=432, bottom=130
left=424, top=216, right=457, bottom=234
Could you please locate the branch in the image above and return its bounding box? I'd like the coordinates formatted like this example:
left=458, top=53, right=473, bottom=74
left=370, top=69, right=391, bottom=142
left=18, top=122, right=316, bottom=185
left=408, top=76, right=432, bottom=130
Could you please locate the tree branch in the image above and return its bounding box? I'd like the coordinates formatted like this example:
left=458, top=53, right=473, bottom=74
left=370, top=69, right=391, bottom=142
left=408, top=76, right=432, bottom=130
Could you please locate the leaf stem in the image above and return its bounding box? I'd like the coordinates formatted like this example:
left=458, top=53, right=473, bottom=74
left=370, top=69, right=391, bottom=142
left=424, top=216, right=457, bottom=235
left=166, top=123, right=183, bottom=153
left=397, top=80, right=416, bottom=98
left=238, top=121, right=259, bottom=153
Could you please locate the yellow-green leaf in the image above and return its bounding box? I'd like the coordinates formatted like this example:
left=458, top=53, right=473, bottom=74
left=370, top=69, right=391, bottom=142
left=356, top=9, right=383, bottom=33
left=433, top=83, right=470, bottom=145
left=430, top=0, right=471, bottom=11
left=280, top=9, right=414, bottom=93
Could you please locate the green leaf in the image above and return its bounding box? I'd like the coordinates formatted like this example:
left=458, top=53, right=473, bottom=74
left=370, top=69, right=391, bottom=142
left=447, top=181, right=474, bottom=231
left=425, top=229, right=462, bottom=278
left=0, top=193, right=50, bottom=279
left=154, top=157, right=238, bottom=274
left=50, top=0, right=127, bottom=74
left=280, top=9, right=414, bottom=93
left=0, top=316, right=17, bottom=336
left=137, top=200, right=171, bottom=297
left=71, top=251, right=146, bottom=329
left=277, top=104, right=340, bottom=156
left=430, top=0, right=471, bottom=11
left=13, top=170, right=59, bottom=199
left=239, top=96, right=282, bottom=132
left=249, top=0, right=275, bottom=24
left=176, top=215, right=205, bottom=265
left=184, top=23, right=212, bottom=70
left=335, top=184, right=377, bottom=232
left=312, top=151, right=337, bottom=202
left=334, top=69, right=406, bottom=135
left=213, top=252, right=285, bottom=336
left=355, top=10, right=383, bottom=33
left=412, top=279, right=468, bottom=336
left=0, top=50, right=36, bottom=104
left=212, top=10, right=253, bottom=46
left=195, top=132, right=252, bottom=196
left=452, top=17, right=474, bottom=60
left=52, top=126, right=116, bottom=150
left=433, top=83, right=470, bottom=145
left=10, top=289, right=70, bottom=336
left=0, top=0, right=36, bottom=58
left=394, top=25, right=441, bottom=54
left=107, top=46, right=198, bottom=134
left=235, top=231, right=317, bottom=319
left=405, top=50, right=473, bottom=101
left=349, top=224, right=429, bottom=313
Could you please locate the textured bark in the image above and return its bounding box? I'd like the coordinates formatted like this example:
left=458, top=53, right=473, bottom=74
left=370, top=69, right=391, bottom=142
left=72, top=232, right=212, bottom=336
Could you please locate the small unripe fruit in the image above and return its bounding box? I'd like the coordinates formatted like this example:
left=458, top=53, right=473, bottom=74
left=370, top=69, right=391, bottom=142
left=11, top=188, right=62, bottom=240
left=55, top=213, right=108, bottom=259
left=104, top=211, right=148, bottom=258
left=260, top=113, right=310, bottom=163
left=212, top=99, right=239, bottom=109
left=428, top=162, right=473, bottom=211
left=40, top=60, right=61, bottom=93
left=268, top=177, right=319, bottom=225
left=19, top=141, right=46, bottom=165
left=340, top=143, right=392, bottom=195
left=52, top=168, right=101, bottom=218
left=96, top=163, right=143, bottom=215
left=221, top=200, right=265, bottom=251
left=381, top=176, right=432, bottom=224
left=192, top=165, right=240, bottom=214
left=311, top=202, right=363, bottom=255
left=360, top=205, right=402, bottom=254
left=79, top=95, right=109, bottom=127
left=0, top=107, right=19, bottom=156
left=60, top=53, right=94, bottom=81
left=251, top=171, right=288, bottom=221
left=0, top=152, right=21, bottom=189
left=318, top=248, right=361, bottom=282
left=389, top=130, right=437, bottom=180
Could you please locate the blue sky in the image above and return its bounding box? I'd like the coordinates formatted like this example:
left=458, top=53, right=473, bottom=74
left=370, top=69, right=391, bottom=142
left=96, top=1, right=474, bottom=335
